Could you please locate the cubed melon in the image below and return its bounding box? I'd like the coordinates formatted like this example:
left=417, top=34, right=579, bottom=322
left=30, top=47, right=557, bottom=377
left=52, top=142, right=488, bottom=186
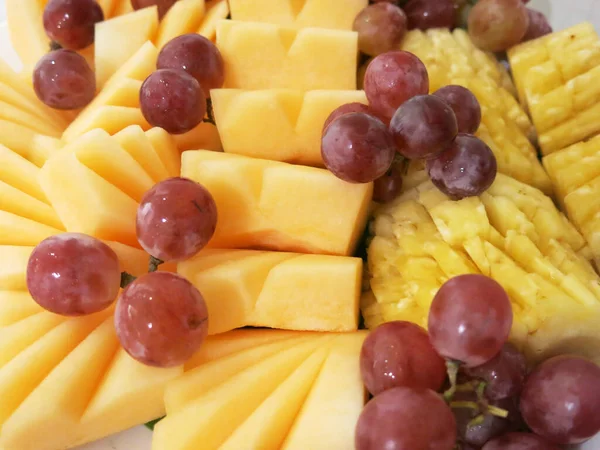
left=212, top=89, right=367, bottom=165
left=229, top=0, right=367, bottom=31
left=155, top=0, right=206, bottom=49
left=217, top=20, right=358, bottom=90
left=181, top=151, right=372, bottom=256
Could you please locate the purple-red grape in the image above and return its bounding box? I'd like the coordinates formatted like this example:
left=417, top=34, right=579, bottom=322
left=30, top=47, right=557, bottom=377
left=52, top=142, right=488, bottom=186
left=428, top=274, right=513, bottom=367
left=115, top=271, right=209, bottom=368
left=43, top=0, right=104, bottom=50
left=483, top=432, right=560, bottom=450
left=355, top=387, right=456, bottom=450
left=33, top=49, right=96, bottom=110
left=404, top=0, right=456, bottom=30
left=468, top=0, right=529, bottom=52
left=353, top=3, right=408, bottom=57
left=520, top=355, right=600, bottom=445
left=136, top=177, right=217, bottom=262
left=390, top=94, right=458, bottom=160
left=321, top=112, right=396, bottom=183
left=360, top=321, right=447, bottom=395
left=323, top=102, right=373, bottom=133
left=463, top=343, right=528, bottom=400
left=131, top=0, right=178, bottom=18
left=157, top=33, right=224, bottom=97
left=27, top=233, right=121, bottom=316
left=140, top=69, right=206, bottom=134
left=433, top=85, right=481, bottom=134
left=426, top=133, right=497, bottom=200
left=363, top=51, right=429, bottom=123
left=522, top=8, right=552, bottom=42
left=373, top=160, right=404, bottom=203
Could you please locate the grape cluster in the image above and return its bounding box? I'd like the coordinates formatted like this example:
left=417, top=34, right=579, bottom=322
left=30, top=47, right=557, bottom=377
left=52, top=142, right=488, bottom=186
left=356, top=274, right=600, bottom=449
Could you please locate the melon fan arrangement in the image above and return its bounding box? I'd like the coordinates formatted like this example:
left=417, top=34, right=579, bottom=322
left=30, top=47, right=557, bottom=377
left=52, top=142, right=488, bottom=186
left=2, top=0, right=600, bottom=449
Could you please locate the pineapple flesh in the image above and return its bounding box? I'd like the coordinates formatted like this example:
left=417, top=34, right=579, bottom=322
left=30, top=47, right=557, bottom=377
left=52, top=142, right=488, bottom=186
left=365, top=174, right=600, bottom=365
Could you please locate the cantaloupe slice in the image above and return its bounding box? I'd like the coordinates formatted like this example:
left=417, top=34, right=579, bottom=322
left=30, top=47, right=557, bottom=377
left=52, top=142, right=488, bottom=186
left=5, top=0, right=48, bottom=71
left=0, top=246, right=33, bottom=290
left=172, top=122, right=222, bottom=153
left=181, top=151, right=372, bottom=256
left=155, top=0, right=206, bottom=49
left=198, top=0, right=230, bottom=41
left=229, top=0, right=367, bottom=31
left=113, top=0, right=134, bottom=16
left=114, top=126, right=172, bottom=183
left=0, top=144, right=49, bottom=203
left=0, top=121, right=60, bottom=167
left=212, top=89, right=367, bottom=165
left=95, top=6, right=159, bottom=89
left=0, top=181, right=64, bottom=230
left=145, top=127, right=182, bottom=177
left=0, top=82, right=67, bottom=131
left=217, top=20, right=358, bottom=90
left=0, top=291, right=43, bottom=327
left=0, top=211, right=63, bottom=246
left=0, top=100, right=62, bottom=137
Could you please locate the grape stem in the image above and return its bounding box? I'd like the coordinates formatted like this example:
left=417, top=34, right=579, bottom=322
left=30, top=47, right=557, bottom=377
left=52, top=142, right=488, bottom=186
left=443, top=360, right=461, bottom=401
left=449, top=400, right=510, bottom=420
left=49, top=41, right=62, bottom=51
left=148, top=256, right=164, bottom=273
left=203, top=98, right=216, bottom=125
left=120, top=272, right=137, bottom=289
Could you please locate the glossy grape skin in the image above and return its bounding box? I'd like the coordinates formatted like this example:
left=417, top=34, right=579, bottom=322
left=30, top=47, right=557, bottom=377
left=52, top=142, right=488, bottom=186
left=404, top=0, right=456, bottom=31
left=353, top=3, right=407, bottom=57
left=115, top=272, right=209, bottom=368
left=428, top=274, right=513, bottom=367
left=322, top=102, right=372, bottom=133
left=356, top=387, right=456, bottom=450
left=482, top=432, right=560, bottom=450
left=140, top=69, right=206, bottom=134
left=43, top=0, right=104, bottom=50
left=321, top=112, right=396, bottom=184
left=363, top=51, right=429, bottom=122
left=373, top=161, right=404, bottom=203
left=33, top=49, right=96, bottom=110
left=520, top=355, right=600, bottom=445
left=390, top=95, right=458, bottom=160
left=522, top=8, right=552, bottom=42
left=157, top=34, right=225, bottom=97
left=360, top=321, right=446, bottom=396
left=27, top=233, right=121, bottom=316
left=468, top=0, right=529, bottom=52
left=131, top=0, right=178, bottom=18
left=426, top=134, right=497, bottom=200
left=136, top=177, right=217, bottom=262
left=433, top=85, right=481, bottom=134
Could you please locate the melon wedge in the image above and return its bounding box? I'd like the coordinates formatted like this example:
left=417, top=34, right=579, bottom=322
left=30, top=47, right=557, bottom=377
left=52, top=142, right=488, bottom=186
left=198, top=0, right=230, bottom=41
left=0, top=211, right=63, bottom=246
left=0, top=246, right=33, bottom=290
left=0, top=181, right=64, bottom=230
left=0, top=291, right=43, bottom=327
left=0, top=144, right=49, bottom=203
left=155, top=0, right=206, bottom=49
left=0, top=121, right=60, bottom=168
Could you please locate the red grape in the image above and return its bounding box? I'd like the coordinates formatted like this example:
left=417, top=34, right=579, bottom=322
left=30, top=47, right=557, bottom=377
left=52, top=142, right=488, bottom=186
left=363, top=51, right=429, bottom=123
left=353, top=3, right=408, bottom=57
left=115, top=272, right=209, bottom=368
left=520, top=355, right=600, bottom=445
left=322, top=102, right=372, bottom=133
left=140, top=69, right=206, bottom=134
left=522, top=8, right=552, bottom=42
left=428, top=274, right=513, bottom=367
left=43, top=0, right=104, bottom=50
left=157, top=34, right=225, bottom=98
left=131, top=0, right=178, bottom=19
left=426, top=133, right=497, bottom=200
left=33, top=49, right=96, bottom=110
left=373, top=160, right=404, bottom=203
left=27, top=233, right=121, bottom=316
left=404, top=0, right=456, bottom=30
left=136, top=177, right=217, bottom=262
left=389, top=94, right=458, bottom=160
left=321, top=112, right=396, bottom=183
left=433, top=85, right=481, bottom=134
left=360, top=321, right=446, bottom=395
left=468, top=0, right=529, bottom=52
left=483, top=432, right=560, bottom=450
left=355, top=387, right=456, bottom=450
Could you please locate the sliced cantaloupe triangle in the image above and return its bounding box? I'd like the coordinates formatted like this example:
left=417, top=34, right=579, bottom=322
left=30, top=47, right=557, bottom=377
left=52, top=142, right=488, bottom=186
left=155, top=0, right=206, bottom=49
left=63, top=129, right=155, bottom=203
left=0, top=100, right=62, bottom=137
left=67, top=106, right=150, bottom=143
left=95, top=6, right=159, bottom=89
left=0, top=246, right=33, bottom=290
left=0, top=291, right=43, bottom=327
left=0, top=121, right=61, bottom=168
left=79, top=349, right=182, bottom=444
left=0, top=211, right=62, bottom=246
left=0, top=180, right=64, bottom=230
left=40, top=152, right=139, bottom=247
left=184, top=328, right=306, bottom=370
left=109, top=40, right=160, bottom=83
left=0, top=309, right=110, bottom=429
left=114, top=126, right=171, bottom=183
left=165, top=335, right=318, bottom=414
left=0, top=318, right=120, bottom=450
left=197, top=0, right=230, bottom=41
left=0, top=82, right=67, bottom=130
left=282, top=332, right=367, bottom=450
left=152, top=336, right=331, bottom=450
left=145, top=128, right=181, bottom=177
left=220, top=345, right=331, bottom=450
left=0, top=144, right=49, bottom=203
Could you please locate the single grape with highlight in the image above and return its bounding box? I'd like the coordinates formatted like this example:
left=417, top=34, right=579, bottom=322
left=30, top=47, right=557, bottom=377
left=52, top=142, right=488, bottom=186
left=353, top=3, right=407, bottom=57
left=43, top=0, right=104, bottom=50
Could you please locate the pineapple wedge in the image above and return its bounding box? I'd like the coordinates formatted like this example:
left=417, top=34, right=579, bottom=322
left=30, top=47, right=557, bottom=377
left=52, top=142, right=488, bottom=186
left=366, top=174, right=600, bottom=364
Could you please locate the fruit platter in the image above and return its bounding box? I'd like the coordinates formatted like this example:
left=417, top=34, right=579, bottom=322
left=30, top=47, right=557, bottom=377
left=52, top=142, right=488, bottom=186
left=2, top=0, right=600, bottom=449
